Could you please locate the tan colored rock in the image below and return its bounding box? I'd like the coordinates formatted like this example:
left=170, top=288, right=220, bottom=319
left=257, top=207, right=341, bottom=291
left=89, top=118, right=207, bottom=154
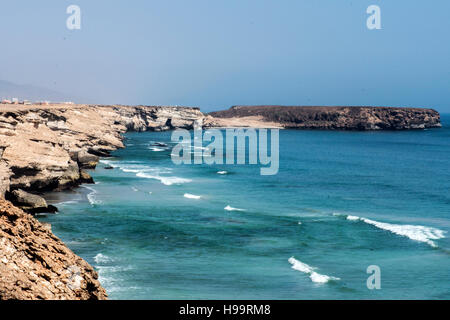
left=0, top=104, right=203, bottom=300
left=0, top=104, right=204, bottom=195
left=80, top=170, right=94, bottom=184
left=0, top=199, right=107, bottom=300
left=10, top=189, right=47, bottom=209
left=76, top=150, right=99, bottom=169
left=0, top=161, right=11, bottom=198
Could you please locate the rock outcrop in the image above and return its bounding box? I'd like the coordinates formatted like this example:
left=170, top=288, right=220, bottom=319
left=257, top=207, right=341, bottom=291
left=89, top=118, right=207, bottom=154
left=0, top=104, right=203, bottom=300
left=207, top=106, right=441, bottom=130
left=7, top=189, right=57, bottom=214
left=0, top=199, right=107, bottom=300
left=0, top=104, right=204, bottom=203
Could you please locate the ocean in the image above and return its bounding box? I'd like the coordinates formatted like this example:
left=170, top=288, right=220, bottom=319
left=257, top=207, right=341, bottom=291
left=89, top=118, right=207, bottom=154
left=41, top=114, right=450, bottom=299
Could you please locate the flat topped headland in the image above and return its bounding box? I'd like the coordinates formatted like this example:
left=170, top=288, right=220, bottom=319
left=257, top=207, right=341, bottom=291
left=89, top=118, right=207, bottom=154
left=207, top=105, right=441, bottom=130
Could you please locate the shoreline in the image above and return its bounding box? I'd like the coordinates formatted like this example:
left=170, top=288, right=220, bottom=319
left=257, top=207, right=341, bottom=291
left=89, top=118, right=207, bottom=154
left=0, top=103, right=444, bottom=300
left=0, top=104, right=203, bottom=300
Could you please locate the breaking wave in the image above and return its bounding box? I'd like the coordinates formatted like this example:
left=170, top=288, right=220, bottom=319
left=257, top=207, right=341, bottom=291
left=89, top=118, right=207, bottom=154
left=184, top=193, right=201, bottom=200
left=94, top=253, right=112, bottom=264
left=288, top=257, right=340, bottom=284
left=99, top=160, right=191, bottom=186
left=136, top=172, right=192, bottom=185
left=224, top=205, right=246, bottom=212
left=84, top=186, right=102, bottom=205
left=343, top=215, right=445, bottom=248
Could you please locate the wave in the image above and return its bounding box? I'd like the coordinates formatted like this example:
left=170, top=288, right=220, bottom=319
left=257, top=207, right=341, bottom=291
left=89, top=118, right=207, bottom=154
left=288, top=257, right=340, bottom=284
left=136, top=172, right=192, bottom=186
left=83, top=186, right=102, bottom=205
left=94, top=253, right=111, bottom=264
left=343, top=215, right=446, bottom=248
left=55, top=199, right=80, bottom=206
left=149, top=146, right=165, bottom=152
left=224, top=205, right=246, bottom=212
left=184, top=193, right=201, bottom=200
left=217, top=171, right=228, bottom=175
left=122, top=168, right=141, bottom=173
left=100, top=161, right=188, bottom=186
left=96, top=265, right=134, bottom=293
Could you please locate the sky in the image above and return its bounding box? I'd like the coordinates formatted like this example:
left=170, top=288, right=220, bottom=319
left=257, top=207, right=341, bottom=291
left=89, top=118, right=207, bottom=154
left=0, top=0, right=449, bottom=112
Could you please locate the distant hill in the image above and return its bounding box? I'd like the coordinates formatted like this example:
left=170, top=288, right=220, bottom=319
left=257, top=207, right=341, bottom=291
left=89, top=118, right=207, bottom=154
left=0, top=80, right=73, bottom=102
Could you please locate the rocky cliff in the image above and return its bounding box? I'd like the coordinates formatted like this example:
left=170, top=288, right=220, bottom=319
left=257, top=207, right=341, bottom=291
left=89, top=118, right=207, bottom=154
left=0, top=199, right=107, bottom=300
left=0, top=104, right=204, bottom=203
left=207, top=106, right=441, bottom=130
left=0, top=104, right=203, bottom=300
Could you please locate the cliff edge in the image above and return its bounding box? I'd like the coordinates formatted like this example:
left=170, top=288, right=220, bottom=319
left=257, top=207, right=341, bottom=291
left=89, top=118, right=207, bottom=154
left=0, top=199, right=107, bottom=300
left=207, top=106, right=441, bottom=130
left=0, top=104, right=204, bottom=300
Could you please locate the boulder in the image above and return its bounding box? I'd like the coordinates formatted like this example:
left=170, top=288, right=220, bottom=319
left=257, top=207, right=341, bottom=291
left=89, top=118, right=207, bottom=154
left=80, top=170, right=94, bottom=184
left=9, top=189, right=57, bottom=214
left=76, top=150, right=99, bottom=169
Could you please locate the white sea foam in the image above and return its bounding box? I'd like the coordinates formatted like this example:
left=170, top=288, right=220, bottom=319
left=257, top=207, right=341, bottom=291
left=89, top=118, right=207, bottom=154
left=99, top=159, right=114, bottom=165
left=184, top=193, right=201, bottom=200
left=149, top=146, right=165, bottom=152
left=131, top=187, right=139, bottom=192
left=84, top=186, right=102, bottom=205
left=94, top=253, right=111, bottom=264
left=224, top=205, right=246, bottom=212
left=96, top=265, right=133, bottom=293
left=106, top=162, right=186, bottom=187
left=217, top=171, right=228, bottom=175
left=122, top=168, right=141, bottom=173
left=288, top=257, right=340, bottom=284
left=136, top=172, right=192, bottom=185
left=56, top=200, right=80, bottom=206
left=345, top=215, right=445, bottom=248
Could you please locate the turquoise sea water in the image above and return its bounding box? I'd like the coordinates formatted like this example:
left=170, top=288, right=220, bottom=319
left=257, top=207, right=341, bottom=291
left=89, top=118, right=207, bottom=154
left=41, top=115, right=450, bottom=299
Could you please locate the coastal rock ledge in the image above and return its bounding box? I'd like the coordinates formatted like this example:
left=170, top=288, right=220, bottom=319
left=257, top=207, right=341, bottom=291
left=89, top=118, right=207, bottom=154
left=0, top=199, right=107, bottom=300
left=0, top=104, right=204, bottom=202
left=0, top=104, right=203, bottom=299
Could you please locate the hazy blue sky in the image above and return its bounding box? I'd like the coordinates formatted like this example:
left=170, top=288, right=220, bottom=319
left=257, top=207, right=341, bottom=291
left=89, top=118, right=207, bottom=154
left=1, top=0, right=449, bottom=112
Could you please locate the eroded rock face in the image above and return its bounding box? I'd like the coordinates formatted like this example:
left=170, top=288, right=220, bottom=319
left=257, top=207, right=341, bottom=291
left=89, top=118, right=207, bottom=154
left=0, top=199, right=107, bottom=300
left=0, top=105, right=204, bottom=199
left=207, top=106, right=442, bottom=130
left=10, top=189, right=46, bottom=210
left=0, top=104, right=204, bottom=300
